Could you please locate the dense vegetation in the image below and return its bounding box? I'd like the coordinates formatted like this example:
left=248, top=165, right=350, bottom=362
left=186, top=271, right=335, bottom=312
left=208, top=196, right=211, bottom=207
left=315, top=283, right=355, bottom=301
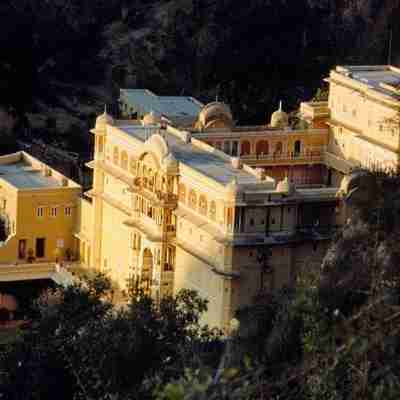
left=1, top=172, right=400, bottom=399
left=1, top=0, right=400, bottom=153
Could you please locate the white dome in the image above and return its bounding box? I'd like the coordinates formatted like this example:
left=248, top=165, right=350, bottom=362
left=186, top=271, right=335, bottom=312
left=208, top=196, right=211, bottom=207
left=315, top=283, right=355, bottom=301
left=142, top=111, right=161, bottom=126
left=197, top=101, right=234, bottom=129
left=95, top=109, right=114, bottom=131
left=270, top=102, right=289, bottom=128
left=276, top=177, right=295, bottom=195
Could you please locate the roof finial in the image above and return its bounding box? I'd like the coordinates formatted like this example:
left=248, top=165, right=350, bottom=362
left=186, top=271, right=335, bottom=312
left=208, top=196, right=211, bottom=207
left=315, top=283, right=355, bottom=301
left=104, top=104, right=108, bottom=114
left=279, top=100, right=282, bottom=111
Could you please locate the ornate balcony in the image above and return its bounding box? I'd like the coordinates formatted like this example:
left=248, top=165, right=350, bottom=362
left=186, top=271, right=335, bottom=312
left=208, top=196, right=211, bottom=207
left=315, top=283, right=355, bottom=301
left=241, top=149, right=325, bottom=166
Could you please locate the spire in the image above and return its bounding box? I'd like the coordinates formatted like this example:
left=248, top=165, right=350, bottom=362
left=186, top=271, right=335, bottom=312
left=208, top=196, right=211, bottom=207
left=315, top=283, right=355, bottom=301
left=279, top=100, right=282, bottom=111
left=104, top=104, right=107, bottom=114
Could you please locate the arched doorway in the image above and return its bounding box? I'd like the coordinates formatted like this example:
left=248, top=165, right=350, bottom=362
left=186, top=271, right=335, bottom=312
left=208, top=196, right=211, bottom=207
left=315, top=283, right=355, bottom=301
left=294, top=140, right=301, bottom=157
left=256, top=140, right=269, bottom=156
left=241, top=140, right=250, bottom=156
left=141, top=249, right=154, bottom=294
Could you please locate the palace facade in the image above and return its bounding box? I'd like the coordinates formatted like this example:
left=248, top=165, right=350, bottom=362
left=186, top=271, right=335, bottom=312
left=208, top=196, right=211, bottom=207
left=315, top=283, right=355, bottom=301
left=1, top=65, right=399, bottom=330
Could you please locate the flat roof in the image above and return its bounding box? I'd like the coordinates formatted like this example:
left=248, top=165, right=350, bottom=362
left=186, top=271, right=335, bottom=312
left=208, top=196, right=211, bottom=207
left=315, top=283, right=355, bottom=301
left=336, top=66, right=400, bottom=101
left=120, top=89, right=203, bottom=120
left=0, top=153, right=78, bottom=190
left=116, top=124, right=261, bottom=186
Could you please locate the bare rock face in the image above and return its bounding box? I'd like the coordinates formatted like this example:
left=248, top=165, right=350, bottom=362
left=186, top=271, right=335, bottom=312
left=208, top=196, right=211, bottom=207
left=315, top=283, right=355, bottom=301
left=340, top=170, right=378, bottom=210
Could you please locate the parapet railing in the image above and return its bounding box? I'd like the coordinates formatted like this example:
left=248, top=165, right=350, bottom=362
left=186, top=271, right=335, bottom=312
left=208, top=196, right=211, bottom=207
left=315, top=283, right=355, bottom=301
left=241, top=150, right=325, bottom=164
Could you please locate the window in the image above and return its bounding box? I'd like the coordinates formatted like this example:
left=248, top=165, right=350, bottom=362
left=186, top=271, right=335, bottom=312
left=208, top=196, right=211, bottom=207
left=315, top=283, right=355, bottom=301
left=199, top=195, right=207, bottom=216
left=179, top=184, right=186, bottom=203
left=294, top=140, right=301, bottom=156
left=189, top=189, right=197, bottom=210
left=240, top=140, right=251, bottom=156
left=223, top=141, right=230, bottom=154
left=113, top=146, right=119, bottom=165
left=36, top=238, right=45, bottom=258
left=231, top=141, right=239, bottom=156
left=250, top=218, right=254, bottom=226
left=18, top=239, right=27, bottom=259
left=256, top=140, right=269, bottom=155
left=121, top=151, right=128, bottom=170
left=98, top=136, right=104, bottom=153
left=37, top=207, right=44, bottom=218
left=274, top=142, right=283, bottom=155
left=65, top=207, right=72, bottom=216
left=50, top=207, right=57, bottom=217
left=130, top=157, right=136, bottom=175
left=209, top=201, right=216, bottom=221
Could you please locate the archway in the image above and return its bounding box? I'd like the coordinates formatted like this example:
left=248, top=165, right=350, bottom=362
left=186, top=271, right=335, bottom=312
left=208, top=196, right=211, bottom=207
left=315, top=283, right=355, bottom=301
left=141, top=249, right=154, bottom=294
left=256, top=140, right=269, bottom=155
left=241, top=140, right=250, bottom=156
left=294, top=140, right=301, bottom=156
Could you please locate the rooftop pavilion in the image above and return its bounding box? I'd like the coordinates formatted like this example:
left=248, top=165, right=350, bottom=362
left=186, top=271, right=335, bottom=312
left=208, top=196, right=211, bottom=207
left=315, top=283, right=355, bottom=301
left=331, top=65, right=400, bottom=102
left=119, top=89, right=204, bottom=126
left=0, top=152, right=80, bottom=190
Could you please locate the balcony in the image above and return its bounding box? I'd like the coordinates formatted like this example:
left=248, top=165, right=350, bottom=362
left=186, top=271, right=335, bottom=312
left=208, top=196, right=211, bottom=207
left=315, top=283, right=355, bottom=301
left=241, top=150, right=325, bottom=166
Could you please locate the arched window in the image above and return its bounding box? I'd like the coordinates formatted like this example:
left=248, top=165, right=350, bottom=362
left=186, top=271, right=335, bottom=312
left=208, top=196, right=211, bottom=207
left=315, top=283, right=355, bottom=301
left=294, top=140, right=301, bottom=156
left=209, top=201, right=216, bottom=221
left=274, top=142, right=283, bottom=155
left=113, top=146, right=119, bottom=165
left=256, top=140, right=269, bottom=155
left=199, top=195, right=208, bottom=216
left=189, top=189, right=197, bottom=210
left=98, top=137, right=104, bottom=153
left=121, top=151, right=128, bottom=170
left=241, top=140, right=250, bottom=156
left=129, top=157, right=136, bottom=175
left=179, top=184, right=186, bottom=203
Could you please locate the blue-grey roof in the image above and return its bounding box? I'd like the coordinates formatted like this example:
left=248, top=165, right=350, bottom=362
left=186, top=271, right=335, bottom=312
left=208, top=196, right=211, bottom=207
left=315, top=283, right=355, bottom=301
left=337, top=66, right=400, bottom=101
left=120, top=89, right=203, bottom=121
left=117, top=124, right=259, bottom=186
left=0, top=162, right=62, bottom=189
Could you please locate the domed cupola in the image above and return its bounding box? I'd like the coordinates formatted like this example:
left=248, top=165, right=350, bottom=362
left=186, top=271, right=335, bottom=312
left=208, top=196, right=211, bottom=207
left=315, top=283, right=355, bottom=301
left=142, top=110, right=161, bottom=126
left=270, top=101, right=289, bottom=129
left=196, top=101, right=234, bottom=130
left=276, top=176, right=295, bottom=195
left=95, top=106, right=114, bottom=132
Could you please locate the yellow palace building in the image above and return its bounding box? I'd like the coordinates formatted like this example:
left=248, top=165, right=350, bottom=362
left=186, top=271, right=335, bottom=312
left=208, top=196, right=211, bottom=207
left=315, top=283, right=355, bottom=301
left=1, top=64, right=400, bottom=330
left=77, top=110, right=340, bottom=330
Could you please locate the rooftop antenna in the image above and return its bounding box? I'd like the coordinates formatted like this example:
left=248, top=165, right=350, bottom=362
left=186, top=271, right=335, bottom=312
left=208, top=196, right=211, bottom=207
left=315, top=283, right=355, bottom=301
left=388, top=28, right=393, bottom=66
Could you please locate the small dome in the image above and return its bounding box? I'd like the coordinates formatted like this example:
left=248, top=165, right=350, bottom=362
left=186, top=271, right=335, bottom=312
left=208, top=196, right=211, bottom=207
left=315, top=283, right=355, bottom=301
left=276, top=177, right=295, bottom=195
left=270, top=102, right=289, bottom=129
left=96, top=107, right=114, bottom=131
left=142, top=111, right=161, bottom=126
left=196, top=101, right=234, bottom=130
left=95, top=108, right=114, bottom=131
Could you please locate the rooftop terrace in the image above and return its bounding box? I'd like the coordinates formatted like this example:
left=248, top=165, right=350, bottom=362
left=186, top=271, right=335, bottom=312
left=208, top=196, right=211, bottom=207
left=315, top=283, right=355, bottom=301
left=335, top=65, right=400, bottom=101
left=0, top=152, right=80, bottom=190
left=115, top=123, right=273, bottom=187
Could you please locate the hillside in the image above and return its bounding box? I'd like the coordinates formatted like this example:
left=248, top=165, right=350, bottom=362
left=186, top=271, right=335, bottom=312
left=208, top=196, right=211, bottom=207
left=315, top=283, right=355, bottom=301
left=0, top=0, right=399, bottom=153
